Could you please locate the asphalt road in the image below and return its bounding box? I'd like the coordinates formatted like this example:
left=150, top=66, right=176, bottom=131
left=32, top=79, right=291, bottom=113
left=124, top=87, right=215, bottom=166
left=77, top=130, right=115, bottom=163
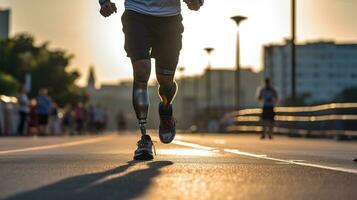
left=0, top=132, right=356, bottom=200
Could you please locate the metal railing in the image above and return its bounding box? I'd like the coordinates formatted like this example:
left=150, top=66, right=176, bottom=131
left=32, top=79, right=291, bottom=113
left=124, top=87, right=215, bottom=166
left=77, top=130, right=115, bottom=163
left=0, top=95, right=18, bottom=135
left=223, top=102, right=357, bottom=140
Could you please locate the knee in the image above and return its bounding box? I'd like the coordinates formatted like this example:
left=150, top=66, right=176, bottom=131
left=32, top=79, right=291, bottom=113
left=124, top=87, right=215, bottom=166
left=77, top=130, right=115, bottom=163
left=133, top=60, right=151, bottom=84
left=157, top=74, right=174, bottom=87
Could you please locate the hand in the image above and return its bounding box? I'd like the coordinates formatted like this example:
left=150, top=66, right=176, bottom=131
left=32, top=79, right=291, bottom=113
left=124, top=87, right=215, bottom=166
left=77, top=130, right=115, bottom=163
left=184, top=0, right=202, bottom=11
left=100, top=1, right=117, bottom=17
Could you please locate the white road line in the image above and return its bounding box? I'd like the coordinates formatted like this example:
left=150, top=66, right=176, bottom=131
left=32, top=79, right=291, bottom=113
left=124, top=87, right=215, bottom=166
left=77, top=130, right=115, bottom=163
left=174, top=140, right=357, bottom=175
left=0, top=135, right=114, bottom=155
left=224, top=149, right=357, bottom=174
left=172, top=140, right=214, bottom=151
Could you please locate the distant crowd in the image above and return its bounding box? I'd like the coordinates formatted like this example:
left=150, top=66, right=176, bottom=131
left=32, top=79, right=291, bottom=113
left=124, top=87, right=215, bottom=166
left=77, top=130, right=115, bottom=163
left=17, top=87, right=109, bottom=136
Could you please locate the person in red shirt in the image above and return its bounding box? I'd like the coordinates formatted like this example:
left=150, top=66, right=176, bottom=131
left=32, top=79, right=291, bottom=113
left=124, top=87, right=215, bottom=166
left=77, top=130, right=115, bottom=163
left=75, top=103, right=86, bottom=135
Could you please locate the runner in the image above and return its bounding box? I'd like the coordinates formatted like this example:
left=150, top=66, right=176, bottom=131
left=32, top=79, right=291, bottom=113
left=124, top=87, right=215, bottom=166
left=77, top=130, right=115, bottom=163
left=256, top=77, right=278, bottom=140
left=99, top=0, right=204, bottom=160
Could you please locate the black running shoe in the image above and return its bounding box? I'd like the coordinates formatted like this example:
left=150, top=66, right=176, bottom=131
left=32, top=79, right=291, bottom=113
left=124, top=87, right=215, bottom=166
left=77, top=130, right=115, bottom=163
left=158, top=102, right=176, bottom=144
left=134, top=135, right=154, bottom=161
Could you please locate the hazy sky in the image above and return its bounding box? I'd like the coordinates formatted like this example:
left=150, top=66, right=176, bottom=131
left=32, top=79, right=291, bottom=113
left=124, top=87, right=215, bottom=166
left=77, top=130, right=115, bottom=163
left=1, top=0, right=357, bottom=86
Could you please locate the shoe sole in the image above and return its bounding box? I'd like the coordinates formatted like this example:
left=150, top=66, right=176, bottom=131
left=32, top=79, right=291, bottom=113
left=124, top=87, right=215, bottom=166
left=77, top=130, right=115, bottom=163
left=134, top=151, right=154, bottom=161
left=159, top=130, right=176, bottom=144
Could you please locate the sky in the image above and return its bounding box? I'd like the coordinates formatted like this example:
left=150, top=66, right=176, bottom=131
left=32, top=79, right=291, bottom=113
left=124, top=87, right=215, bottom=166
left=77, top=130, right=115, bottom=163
left=1, top=0, right=357, bottom=86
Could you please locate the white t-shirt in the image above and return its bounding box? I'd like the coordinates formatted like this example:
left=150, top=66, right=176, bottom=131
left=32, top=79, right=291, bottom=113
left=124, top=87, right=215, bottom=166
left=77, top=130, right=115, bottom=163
left=94, top=108, right=105, bottom=123
left=18, top=94, right=29, bottom=113
left=100, top=0, right=204, bottom=16
left=125, top=0, right=181, bottom=16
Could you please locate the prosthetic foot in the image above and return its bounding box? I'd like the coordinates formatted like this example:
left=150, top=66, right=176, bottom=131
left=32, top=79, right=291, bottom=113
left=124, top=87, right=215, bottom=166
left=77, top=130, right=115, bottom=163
left=133, top=86, right=154, bottom=160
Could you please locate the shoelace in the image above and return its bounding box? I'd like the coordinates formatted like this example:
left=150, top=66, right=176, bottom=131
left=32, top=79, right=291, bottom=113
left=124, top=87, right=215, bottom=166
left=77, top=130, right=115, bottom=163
left=152, top=141, right=157, bottom=156
left=137, top=138, right=157, bottom=156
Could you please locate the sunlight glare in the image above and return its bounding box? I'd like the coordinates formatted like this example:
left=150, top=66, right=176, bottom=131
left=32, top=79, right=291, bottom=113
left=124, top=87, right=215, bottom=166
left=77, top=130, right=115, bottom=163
left=157, top=148, right=215, bottom=156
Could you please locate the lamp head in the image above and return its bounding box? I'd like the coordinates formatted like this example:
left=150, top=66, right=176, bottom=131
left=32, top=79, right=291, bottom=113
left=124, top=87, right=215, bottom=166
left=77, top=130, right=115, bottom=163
left=204, top=47, right=214, bottom=54
left=178, top=66, right=185, bottom=72
left=231, top=16, right=247, bottom=26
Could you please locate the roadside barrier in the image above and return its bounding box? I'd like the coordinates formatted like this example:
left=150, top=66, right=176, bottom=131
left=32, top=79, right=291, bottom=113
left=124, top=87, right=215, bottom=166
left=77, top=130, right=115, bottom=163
left=222, top=103, right=357, bottom=140
left=0, top=95, right=18, bottom=136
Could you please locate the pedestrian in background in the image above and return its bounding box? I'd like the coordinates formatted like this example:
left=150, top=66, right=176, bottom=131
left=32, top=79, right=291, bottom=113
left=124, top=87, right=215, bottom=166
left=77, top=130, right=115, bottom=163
left=62, top=104, right=74, bottom=135
left=87, top=105, right=95, bottom=134
left=256, top=77, right=278, bottom=139
left=17, top=86, right=29, bottom=136
left=75, top=103, right=86, bottom=134
left=93, top=104, right=105, bottom=134
left=27, top=98, right=38, bottom=136
left=36, top=88, right=51, bottom=135
left=48, top=102, right=59, bottom=135
left=116, top=110, right=127, bottom=133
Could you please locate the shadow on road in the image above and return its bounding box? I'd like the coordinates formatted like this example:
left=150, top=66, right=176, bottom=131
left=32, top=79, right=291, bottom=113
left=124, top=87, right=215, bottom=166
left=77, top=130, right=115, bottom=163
left=4, top=160, right=173, bottom=200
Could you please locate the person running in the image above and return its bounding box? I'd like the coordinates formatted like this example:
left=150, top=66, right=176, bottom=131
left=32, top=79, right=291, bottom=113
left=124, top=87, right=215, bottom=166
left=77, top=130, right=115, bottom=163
left=99, top=0, right=204, bottom=160
left=257, top=77, right=278, bottom=140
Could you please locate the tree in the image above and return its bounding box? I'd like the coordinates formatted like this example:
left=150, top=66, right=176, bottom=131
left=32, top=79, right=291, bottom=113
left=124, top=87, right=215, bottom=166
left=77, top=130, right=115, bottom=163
left=0, top=71, right=19, bottom=96
left=283, top=92, right=311, bottom=106
left=0, top=33, right=84, bottom=106
left=334, top=87, right=357, bottom=103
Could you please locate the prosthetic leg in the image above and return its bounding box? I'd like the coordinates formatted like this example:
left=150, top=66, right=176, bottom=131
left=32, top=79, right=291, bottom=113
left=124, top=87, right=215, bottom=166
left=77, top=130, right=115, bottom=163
left=132, top=82, right=156, bottom=160
left=133, top=83, right=150, bottom=137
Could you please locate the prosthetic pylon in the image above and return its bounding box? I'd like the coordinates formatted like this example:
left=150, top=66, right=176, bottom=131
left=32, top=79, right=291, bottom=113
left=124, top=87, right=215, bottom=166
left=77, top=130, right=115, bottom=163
left=133, top=86, right=150, bottom=137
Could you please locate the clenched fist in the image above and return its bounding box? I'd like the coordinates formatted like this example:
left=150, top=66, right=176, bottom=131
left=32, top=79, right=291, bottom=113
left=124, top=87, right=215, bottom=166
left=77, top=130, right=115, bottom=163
left=184, top=0, right=203, bottom=11
left=100, top=1, right=117, bottom=17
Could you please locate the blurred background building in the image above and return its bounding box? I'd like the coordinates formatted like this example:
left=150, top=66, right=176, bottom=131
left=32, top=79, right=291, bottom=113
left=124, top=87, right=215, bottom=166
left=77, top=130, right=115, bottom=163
left=86, top=67, right=262, bottom=131
left=0, top=9, right=10, bottom=40
left=264, top=40, right=357, bottom=104
left=176, top=68, right=262, bottom=129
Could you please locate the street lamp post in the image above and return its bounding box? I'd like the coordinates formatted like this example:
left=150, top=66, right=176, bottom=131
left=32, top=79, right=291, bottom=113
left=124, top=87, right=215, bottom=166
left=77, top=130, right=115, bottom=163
left=193, top=75, right=199, bottom=118
left=231, top=15, right=247, bottom=110
left=291, top=0, right=297, bottom=101
left=204, top=47, right=214, bottom=115
left=19, top=51, right=33, bottom=94
left=178, top=66, right=186, bottom=96
left=178, top=66, right=186, bottom=123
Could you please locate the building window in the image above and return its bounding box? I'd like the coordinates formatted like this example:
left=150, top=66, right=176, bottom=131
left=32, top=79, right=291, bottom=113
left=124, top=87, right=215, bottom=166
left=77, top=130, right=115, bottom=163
left=314, top=72, right=319, bottom=78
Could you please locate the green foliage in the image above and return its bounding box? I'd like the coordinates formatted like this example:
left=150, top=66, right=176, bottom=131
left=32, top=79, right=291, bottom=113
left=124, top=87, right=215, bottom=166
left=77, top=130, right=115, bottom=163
left=283, top=92, right=311, bottom=106
left=0, top=33, right=84, bottom=106
left=0, top=71, right=19, bottom=95
left=334, top=87, right=357, bottom=103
